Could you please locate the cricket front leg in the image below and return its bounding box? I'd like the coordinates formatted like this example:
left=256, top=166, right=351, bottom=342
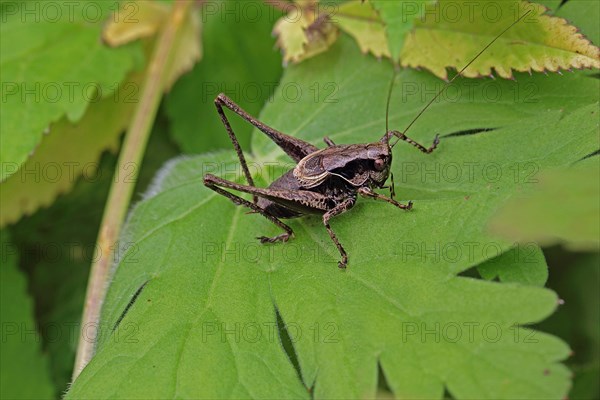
left=323, top=136, right=336, bottom=147
left=358, top=187, right=412, bottom=210
left=382, top=172, right=396, bottom=200
left=322, top=198, right=356, bottom=269
left=204, top=174, right=294, bottom=243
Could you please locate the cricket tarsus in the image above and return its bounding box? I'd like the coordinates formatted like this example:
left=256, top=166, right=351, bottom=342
left=258, top=233, right=291, bottom=244
left=204, top=10, right=530, bottom=269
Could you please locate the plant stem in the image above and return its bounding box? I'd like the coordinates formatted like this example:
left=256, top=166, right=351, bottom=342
left=72, top=0, right=191, bottom=380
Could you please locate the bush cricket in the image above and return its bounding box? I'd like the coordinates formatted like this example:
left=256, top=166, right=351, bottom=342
left=203, top=11, right=531, bottom=269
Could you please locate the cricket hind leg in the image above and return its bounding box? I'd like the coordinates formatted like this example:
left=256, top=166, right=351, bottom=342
left=204, top=174, right=294, bottom=243
left=205, top=173, right=356, bottom=268
left=215, top=93, right=319, bottom=165
left=214, top=94, right=258, bottom=203
left=322, top=198, right=356, bottom=269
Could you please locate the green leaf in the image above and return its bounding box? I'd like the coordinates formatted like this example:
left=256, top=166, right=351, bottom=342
left=370, top=0, right=431, bottom=61
left=0, top=72, right=142, bottom=227
left=570, top=363, right=600, bottom=400
left=0, top=231, right=54, bottom=399
left=537, top=0, right=563, bottom=13
left=477, top=245, right=548, bottom=286
left=489, top=160, right=600, bottom=251
left=67, top=35, right=598, bottom=399
left=8, top=113, right=180, bottom=396
left=165, top=0, right=282, bottom=153
left=535, top=251, right=600, bottom=399
left=7, top=154, right=116, bottom=395
left=0, top=0, right=142, bottom=182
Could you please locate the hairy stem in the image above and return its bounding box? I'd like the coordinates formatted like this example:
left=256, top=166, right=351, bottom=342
left=72, top=0, right=192, bottom=380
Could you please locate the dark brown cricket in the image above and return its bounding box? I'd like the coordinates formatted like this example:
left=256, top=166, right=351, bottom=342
left=203, top=11, right=531, bottom=268
left=203, top=93, right=437, bottom=269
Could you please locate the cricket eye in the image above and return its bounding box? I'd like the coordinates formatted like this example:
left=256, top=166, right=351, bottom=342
left=374, top=158, right=386, bottom=171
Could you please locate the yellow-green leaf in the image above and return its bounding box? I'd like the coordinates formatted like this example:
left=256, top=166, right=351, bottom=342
left=103, top=1, right=202, bottom=90
left=164, top=8, right=202, bottom=91
left=274, top=2, right=339, bottom=64
left=400, top=0, right=600, bottom=79
left=102, top=1, right=171, bottom=46
left=337, top=0, right=390, bottom=58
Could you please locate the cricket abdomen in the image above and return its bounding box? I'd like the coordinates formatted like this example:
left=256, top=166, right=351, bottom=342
left=258, top=170, right=307, bottom=218
left=257, top=170, right=356, bottom=218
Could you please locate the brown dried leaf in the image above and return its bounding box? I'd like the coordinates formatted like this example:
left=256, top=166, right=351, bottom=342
left=273, top=2, right=339, bottom=64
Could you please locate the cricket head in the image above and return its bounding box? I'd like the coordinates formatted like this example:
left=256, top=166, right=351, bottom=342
left=367, top=141, right=392, bottom=188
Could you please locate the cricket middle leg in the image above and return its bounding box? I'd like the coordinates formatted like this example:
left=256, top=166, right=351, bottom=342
left=322, top=198, right=356, bottom=269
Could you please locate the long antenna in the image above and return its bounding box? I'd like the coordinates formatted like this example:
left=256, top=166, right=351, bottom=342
left=390, top=9, right=532, bottom=147
left=385, top=68, right=398, bottom=133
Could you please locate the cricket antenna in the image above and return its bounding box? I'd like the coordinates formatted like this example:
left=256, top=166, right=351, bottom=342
left=385, top=67, right=398, bottom=134
left=389, top=9, right=532, bottom=148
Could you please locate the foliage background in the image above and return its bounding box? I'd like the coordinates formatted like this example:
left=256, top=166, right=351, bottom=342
left=0, top=0, right=598, bottom=399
